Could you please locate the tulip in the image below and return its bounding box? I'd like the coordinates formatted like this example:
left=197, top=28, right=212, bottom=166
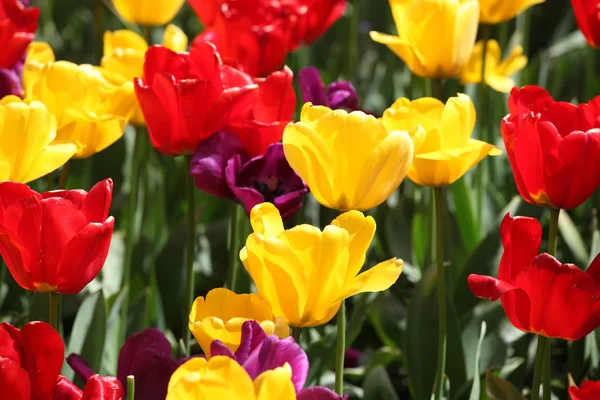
left=479, top=0, right=545, bottom=24
left=54, top=375, right=124, bottom=400
left=22, top=46, right=134, bottom=159
left=0, top=57, right=23, bottom=98
left=381, top=93, right=501, bottom=187
left=190, top=131, right=308, bottom=220
left=570, top=380, right=600, bottom=400
left=0, top=0, right=40, bottom=69
left=189, top=288, right=289, bottom=357
left=134, top=42, right=296, bottom=157
left=112, top=0, right=185, bottom=26
left=240, top=203, right=404, bottom=327
left=0, top=99, right=77, bottom=183
left=370, top=0, right=479, bottom=78
left=283, top=103, right=413, bottom=211
left=0, top=179, right=114, bottom=294
left=460, top=40, right=527, bottom=93
left=468, top=214, right=600, bottom=340
left=101, top=25, right=188, bottom=125
left=299, top=67, right=366, bottom=113
left=501, top=86, right=600, bottom=209
left=571, top=0, right=600, bottom=47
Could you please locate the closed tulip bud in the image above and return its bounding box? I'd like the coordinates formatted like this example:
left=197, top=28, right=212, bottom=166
left=370, top=0, right=479, bottom=78
left=112, top=0, right=185, bottom=26
left=479, top=0, right=545, bottom=24
left=571, top=0, right=600, bottom=48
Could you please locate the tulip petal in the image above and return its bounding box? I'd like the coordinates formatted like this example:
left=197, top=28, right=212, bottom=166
left=54, top=376, right=84, bottom=399
left=298, top=67, right=328, bottom=106
left=249, top=202, right=285, bottom=238
left=498, top=214, right=542, bottom=283
left=369, top=31, right=429, bottom=78
left=66, top=354, right=95, bottom=383
left=0, top=357, right=31, bottom=399
left=81, top=375, right=124, bottom=400
left=163, top=24, right=189, bottom=53
left=233, top=320, right=269, bottom=364
left=117, top=328, right=173, bottom=386
left=339, top=258, right=403, bottom=301
left=80, top=178, right=113, bottom=223
left=254, top=365, right=296, bottom=400
left=330, top=211, right=376, bottom=281
left=298, top=387, right=346, bottom=400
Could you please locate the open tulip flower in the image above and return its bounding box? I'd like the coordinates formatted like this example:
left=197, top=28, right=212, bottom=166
left=134, top=42, right=296, bottom=157
left=0, top=178, right=114, bottom=294
left=240, top=203, right=404, bottom=327
left=20, top=45, right=134, bottom=159
left=189, top=288, right=289, bottom=357
left=0, top=0, right=40, bottom=69
left=112, top=0, right=184, bottom=26
left=0, top=321, right=123, bottom=399
left=0, top=98, right=76, bottom=183
left=501, top=86, right=600, bottom=209
left=101, top=25, right=188, bottom=125
left=571, top=0, right=600, bottom=48
left=370, top=0, right=479, bottom=78
left=570, top=379, right=600, bottom=400
left=478, top=0, right=545, bottom=24
left=382, top=93, right=501, bottom=187
left=468, top=214, right=600, bottom=340
left=460, top=40, right=528, bottom=93
left=283, top=103, right=414, bottom=211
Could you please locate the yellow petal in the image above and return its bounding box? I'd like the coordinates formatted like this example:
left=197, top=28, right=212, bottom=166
left=163, top=24, right=189, bottom=52
left=438, top=93, right=476, bottom=149
left=452, top=1, right=480, bottom=73
left=254, top=364, right=296, bottom=400
left=479, top=0, right=546, bottom=24
left=101, top=30, right=147, bottom=82
left=339, top=258, right=404, bottom=301
left=249, top=203, right=285, bottom=238
left=167, top=357, right=255, bottom=400
left=331, top=211, right=376, bottom=281
left=113, top=0, right=185, bottom=25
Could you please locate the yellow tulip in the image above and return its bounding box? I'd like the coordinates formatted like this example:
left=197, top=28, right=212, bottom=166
left=460, top=40, right=527, bottom=93
left=240, top=203, right=404, bottom=328
left=167, top=356, right=295, bottom=400
left=101, top=25, right=188, bottom=125
left=479, top=0, right=545, bottom=24
left=382, top=93, right=501, bottom=187
left=189, top=288, right=289, bottom=357
left=113, top=0, right=185, bottom=26
left=369, top=0, right=480, bottom=78
left=0, top=99, right=76, bottom=183
left=23, top=46, right=135, bottom=159
left=283, top=103, right=414, bottom=211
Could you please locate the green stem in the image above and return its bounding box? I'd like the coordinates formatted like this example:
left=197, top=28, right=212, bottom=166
left=119, top=128, right=144, bottom=345
left=335, top=300, right=346, bottom=396
left=227, top=203, right=241, bottom=292
left=476, top=25, right=491, bottom=228
left=94, top=0, right=104, bottom=62
left=127, top=375, right=135, bottom=400
left=182, top=155, right=197, bottom=355
left=433, top=187, right=447, bottom=400
left=144, top=26, right=152, bottom=45
left=48, top=292, right=59, bottom=330
left=347, top=0, right=359, bottom=80
left=292, top=326, right=302, bottom=344
left=531, top=336, right=548, bottom=400
left=432, top=79, right=443, bottom=101
left=548, top=209, right=560, bottom=257
left=58, top=160, right=71, bottom=190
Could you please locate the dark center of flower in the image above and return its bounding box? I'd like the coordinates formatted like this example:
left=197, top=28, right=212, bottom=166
left=253, top=176, right=282, bottom=203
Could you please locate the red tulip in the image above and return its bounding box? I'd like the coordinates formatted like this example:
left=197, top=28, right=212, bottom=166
left=54, top=375, right=124, bottom=400
left=189, top=0, right=346, bottom=77
left=501, top=86, right=600, bottom=209
left=570, top=380, right=600, bottom=400
left=134, top=42, right=295, bottom=157
left=0, top=0, right=40, bottom=68
left=467, top=214, right=600, bottom=340
left=571, top=0, right=600, bottom=48
left=0, top=179, right=114, bottom=294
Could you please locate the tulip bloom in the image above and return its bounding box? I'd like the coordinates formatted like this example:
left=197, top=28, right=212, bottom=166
left=382, top=93, right=501, bottom=187
left=134, top=43, right=296, bottom=157
left=478, top=0, right=545, bottom=24
left=190, top=0, right=346, bottom=77
left=0, top=99, right=76, bottom=183
left=241, top=203, right=404, bottom=327
left=501, top=86, right=600, bottom=209
left=189, top=288, right=289, bottom=357
left=190, top=131, right=308, bottom=220
left=299, top=67, right=365, bottom=113
left=112, top=0, right=184, bottom=26
left=370, top=0, right=479, bottom=78
left=570, top=380, right=600, bottom=400
left=102, top=25, right=188, bottom=125
left=0, top=179, right=114, bottom=294
left=468, top=214, right=600, bottom=340
left=22, top=46, right=134, bottom=159
left=571, top=0, right=600, bottom=47
left=0, top=0, right=40, bottom=69
left=460, top=40, right=527, bottom=93
left=283, top=104, right=413, bottom=211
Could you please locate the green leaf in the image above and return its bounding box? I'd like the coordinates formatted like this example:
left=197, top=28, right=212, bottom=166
left=485, top=372, right=522, bottom=400
left=363, top=365, right=400, bottom=400
left=469, top=322, right=487, bottom=400
left=450, top=177, right=480, bottom=253
left=558, top=211, right=588, bottom=265
left=101, top=288, right=127, bottom=377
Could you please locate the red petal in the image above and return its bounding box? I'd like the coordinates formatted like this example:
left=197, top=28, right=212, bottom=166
left=498, top=214, right=542, bottom=283
left=586, top=252, right=600, bottom=285
left=571, top=0, right=600, bottom=47
left=81, top=375, right=124, bottom=400
left=0, top=225, right=36, bottom=291
left=500, top=115, right=535, bottom=205
left=0, top=181, right=40, bottom=220
left=253, top=66, right=296, bottom=123
left=188, top=40, right=223, bottom=87
left=134, top=78, right=175, bottom=156
left=80, top=179, right=113, bottom=223
left=0, top=357, right=30, bottom=399
left=56, top=218, right=114, bottom=294
left=42, top=190, right=87, bottom=208
left=53, top=376, right=84, bottom=400
left=0, top=322, right=20, bottom=362
left=507, top=85, right=553, bottom=118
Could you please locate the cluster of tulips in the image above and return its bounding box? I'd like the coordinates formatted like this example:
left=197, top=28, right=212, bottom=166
left=2, top=0, right=600, bottom=398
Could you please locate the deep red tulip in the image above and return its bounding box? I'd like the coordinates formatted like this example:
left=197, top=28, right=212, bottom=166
left=0, top=179, right=114, bottom=294
left=189, top=0, right=346, bottom=77
left=54, top=375, right=124, bottom=400
left=134, top=42, right=295, bottom=157
left=501, top=86, right=600, bottom=209
left=571, top=0, right=600, bottom=48
left=570, top=380, right=600, bottom=400
left=468, top=214, right=600, bottom=340
left=0, top=0, right=40, bottom=68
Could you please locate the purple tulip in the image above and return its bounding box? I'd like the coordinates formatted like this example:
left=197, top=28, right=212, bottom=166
left=190, top=131, right=308, bottom=220
left=68, top=328, right=189, bottom=400
left=0, top=57, right=24, bottom=99
left=299, top=67, right=363, bottom=113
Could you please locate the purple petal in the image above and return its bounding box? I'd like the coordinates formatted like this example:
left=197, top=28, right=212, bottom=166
left=298, top=67, right=328, bottom=106
left=298, top=387, right=348, bottom=400
left=0, top=68, right=22, bottom=98
left=273, top=188, right=309, bottom=220
left=66, top=354, right=95, bottom=383
left=327, top=81, right=360, bottom=112
left=126, top=348, right=182, bottom=400
left=344, top=348, right=360, bottom=368
left=117, top=328, right=173, bottom=386
left=234, top=320, right=268, bottom=365
left=226, top=154, right=265, bottom=215
left=242, top=335, right=309, bottom=394
left=210, top=340, right=236, bottom=359
left=190, top=131, right=249, bottom=201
